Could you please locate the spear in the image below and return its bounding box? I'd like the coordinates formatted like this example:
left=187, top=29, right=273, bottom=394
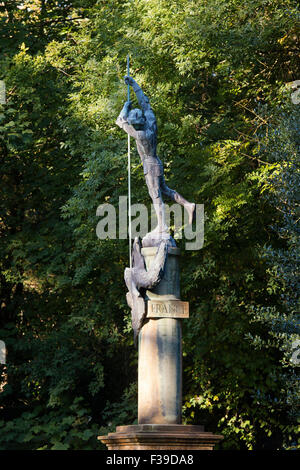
left=127, top=55, right=132, bottom=269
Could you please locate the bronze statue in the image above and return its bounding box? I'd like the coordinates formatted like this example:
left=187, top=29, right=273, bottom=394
left=117, top=76, right=195, bottom=344
left=124, top=237, right=168, bottom=345
left=116, top=76, right=195, bottom=246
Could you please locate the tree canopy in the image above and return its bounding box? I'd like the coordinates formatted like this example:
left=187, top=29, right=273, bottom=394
left=0, top=0, right=299, bottom=450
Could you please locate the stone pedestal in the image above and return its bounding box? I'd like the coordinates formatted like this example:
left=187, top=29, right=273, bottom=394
left=142, top=246, right=181, bottom=301
left=98, top=245, right=223, bottom=450
left=98, top=424, right=223, bottom=450
left=138, top=247, right=183, bottom=425
left=138, top=317, right=182, bottom=424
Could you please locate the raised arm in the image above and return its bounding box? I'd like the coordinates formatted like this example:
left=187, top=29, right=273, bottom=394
left=124, top=76, right=156, bottom=131
left=125, top=77, right=151, bottom=112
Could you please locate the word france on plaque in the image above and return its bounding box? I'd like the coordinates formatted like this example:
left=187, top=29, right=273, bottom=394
left=147, top=300, right=189, bottom=319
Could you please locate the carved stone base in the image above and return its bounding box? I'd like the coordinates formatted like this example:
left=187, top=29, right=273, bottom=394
left=98, top=424, right=223, bottom=450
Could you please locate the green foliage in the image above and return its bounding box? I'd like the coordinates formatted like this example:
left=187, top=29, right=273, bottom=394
left=0, top=397, right=99, bottom=450
left=97, top=383, right=138, bottom=449
left=0, top=0, right=299, bottom=450
left=247, top=99, right=300, bottom=448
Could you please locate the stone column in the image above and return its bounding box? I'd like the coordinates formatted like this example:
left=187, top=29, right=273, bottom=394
left=98, top=245, right=224, bottom=450
left=138, top=246, right=182, bottom=425
left=138, top=317, right=182, bottom=424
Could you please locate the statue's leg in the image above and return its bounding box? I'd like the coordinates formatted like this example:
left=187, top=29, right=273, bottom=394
left=145, top=173, right=168, bottom=234
left=160, top=177, right=195, bottom=225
